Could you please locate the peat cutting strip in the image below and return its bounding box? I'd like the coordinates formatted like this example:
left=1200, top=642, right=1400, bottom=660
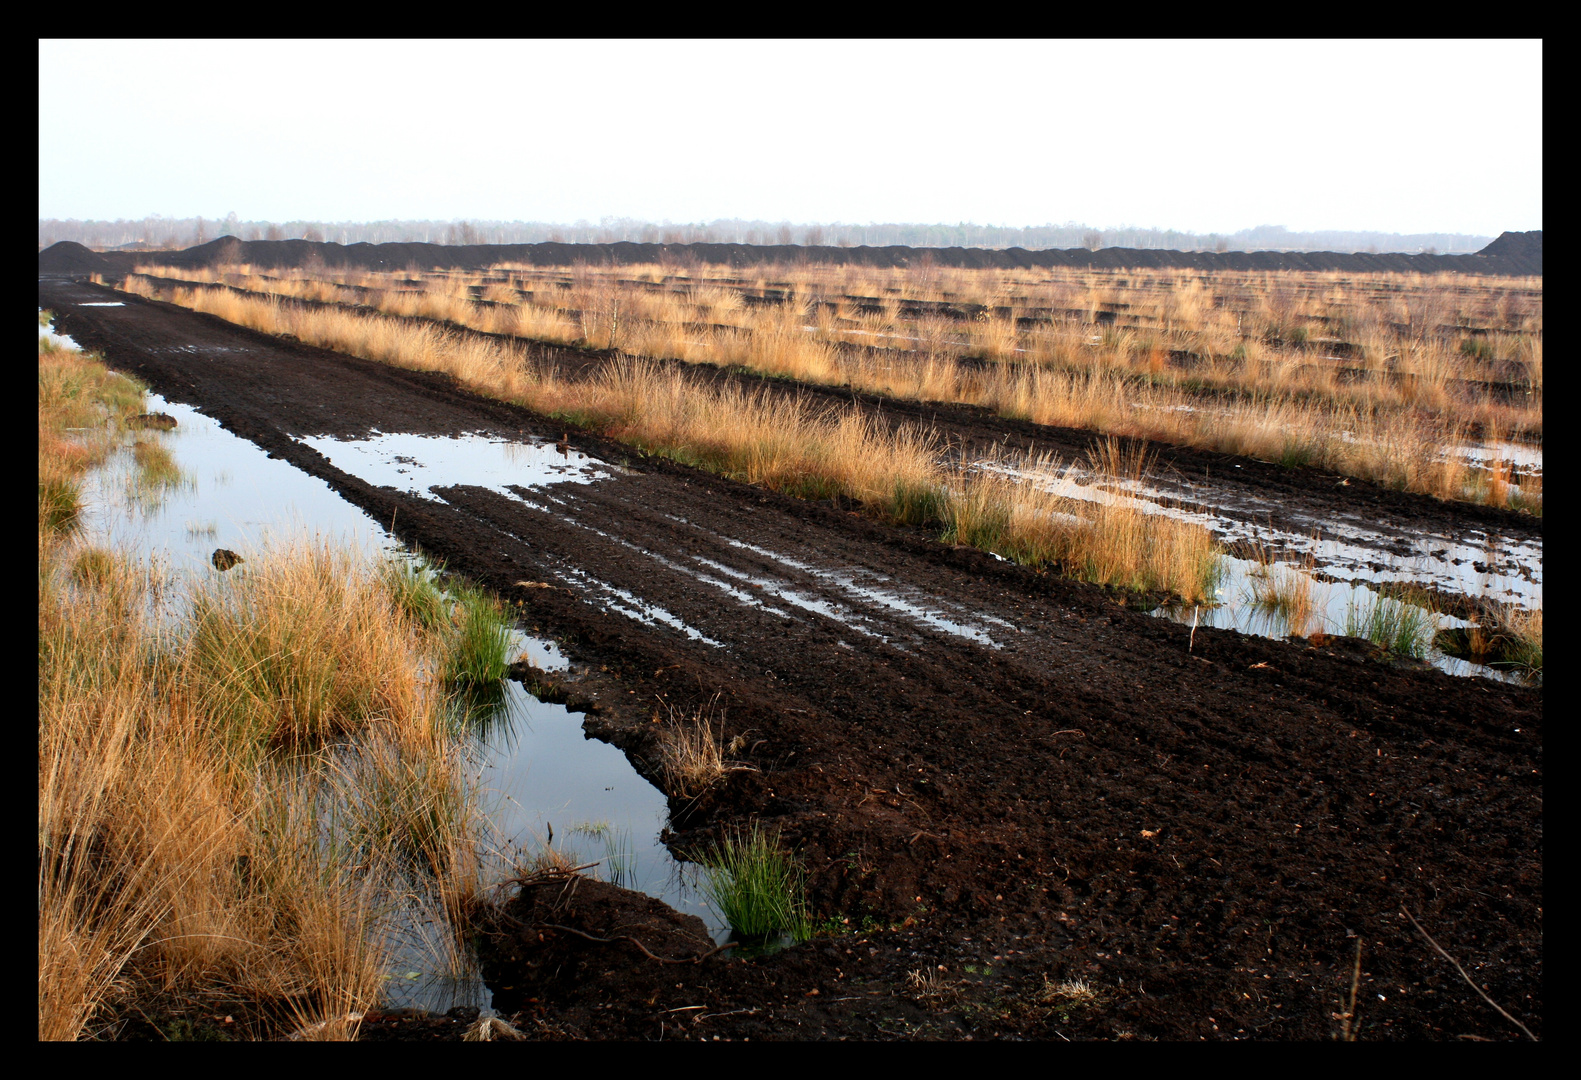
left=42, top=276, right=1543, bottom=1041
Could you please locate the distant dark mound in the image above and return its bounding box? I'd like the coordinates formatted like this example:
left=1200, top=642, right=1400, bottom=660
left=38, top=241, right=110, bottom=274
left=73, top=232, right=1544, bottom=279
left=1477, top=230, right=1542, bottom=269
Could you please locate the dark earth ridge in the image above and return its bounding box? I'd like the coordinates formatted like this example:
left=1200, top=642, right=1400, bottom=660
left=41, top=277, right=1542, bottom=1041
left=40, top=230, right=1542, bottom=278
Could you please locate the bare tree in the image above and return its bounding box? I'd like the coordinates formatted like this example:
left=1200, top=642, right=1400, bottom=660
left=1082, top=230, right=1103, bottom=251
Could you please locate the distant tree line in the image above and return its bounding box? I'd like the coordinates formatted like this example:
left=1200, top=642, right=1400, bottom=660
left=38, top=214, right=1494, bottom=256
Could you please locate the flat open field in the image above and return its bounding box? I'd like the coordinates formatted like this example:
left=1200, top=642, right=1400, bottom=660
left=39, top=268, right=1542, bottom=1041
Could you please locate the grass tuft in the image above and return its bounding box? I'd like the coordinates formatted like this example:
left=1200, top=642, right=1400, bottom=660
left=657, top=696, right=756, bottom=798
left=1344, top=591, right=1437, bottom=658
left=442, top=583, right=513, bottom=688
left=697, top=822, right=811, bottom=942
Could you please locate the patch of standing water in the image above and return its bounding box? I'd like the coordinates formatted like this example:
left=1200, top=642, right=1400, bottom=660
left=295, top=430, right=611, bottom=502
left=78, top=393, right=398, bottom=572
left=1152, top=552, right=1527, bottom=684
left=381, top=677, right=726, bottom=1015
left=723, top=539, right=1010, bottom=647
left=989, top=458, right=1538, bottom=683
left=52, top=337, right=707, bottom=1010
left=40, top=308, right=80, bottom=352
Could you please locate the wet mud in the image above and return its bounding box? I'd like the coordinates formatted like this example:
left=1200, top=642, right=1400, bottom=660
left=42, top=277, right=1542, bottom=1040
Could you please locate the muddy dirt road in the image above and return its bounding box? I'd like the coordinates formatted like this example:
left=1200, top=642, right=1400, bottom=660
left=42, top=276, right=1542, bottom=1041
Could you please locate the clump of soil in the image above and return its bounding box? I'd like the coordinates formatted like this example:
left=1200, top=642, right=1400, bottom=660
left=480, top=872, right=719, bottom=1015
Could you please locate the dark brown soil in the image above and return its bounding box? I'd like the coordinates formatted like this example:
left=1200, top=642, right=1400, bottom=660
left=41, top=276, right=1543, bottom=1041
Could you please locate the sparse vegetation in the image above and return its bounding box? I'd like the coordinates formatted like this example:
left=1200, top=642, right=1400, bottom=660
left=657, top=696, right=756, bottom=797
left=1244, top=542, right=1327, bottom=637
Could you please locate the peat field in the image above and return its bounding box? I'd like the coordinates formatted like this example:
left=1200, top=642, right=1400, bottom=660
left=41, top=276, right=1542, bottom=1041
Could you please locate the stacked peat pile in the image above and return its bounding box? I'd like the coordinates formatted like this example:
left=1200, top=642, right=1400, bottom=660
left=45, top=230, right=1542, bottom=277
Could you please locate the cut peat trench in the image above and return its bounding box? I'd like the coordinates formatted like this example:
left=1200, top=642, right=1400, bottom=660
left=42, top=276, right=1542, bottom=1041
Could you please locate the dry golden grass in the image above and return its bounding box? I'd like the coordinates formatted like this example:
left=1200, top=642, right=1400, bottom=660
left=133, top=259, right=1540, bottom=512
left=656, top=696, right=756, bottom=798
left=38, top=531, right=491, bottom=1039
left=124, top=278, right=1223, bottom=600
left=40, top=341, right=494, bottom=1040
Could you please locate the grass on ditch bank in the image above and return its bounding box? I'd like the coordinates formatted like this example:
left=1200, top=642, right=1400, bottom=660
left=39, top=335, right=148, bottom=534
left=39, top=533, right=503, bottom=1040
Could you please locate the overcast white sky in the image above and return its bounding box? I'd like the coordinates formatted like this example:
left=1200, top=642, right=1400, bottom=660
left=39, top=39, right=1542, bottom=235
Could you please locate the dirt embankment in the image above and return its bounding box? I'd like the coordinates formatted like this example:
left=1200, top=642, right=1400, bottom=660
left=41, top=230, right=1543, bottom=278
left=41, top=277, right=1543, bottom=1041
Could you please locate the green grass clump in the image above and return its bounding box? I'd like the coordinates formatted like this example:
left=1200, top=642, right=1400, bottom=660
left=384, top=556, right=448, bottom=630
left=442, top=583, right=513, bottom=687
left=698, top=823, right=810, bottom=942
left=1344, top=591, right=1436, bottom=658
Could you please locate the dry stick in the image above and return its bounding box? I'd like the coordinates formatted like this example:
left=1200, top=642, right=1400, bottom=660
left=537, top=922, right=738, bottom=965
left=1400, top=906, right=1537, bottom=1041
left=1340, top=939, right=1363, bottom=1041
left=1189, top=605, right=1199, bottom=651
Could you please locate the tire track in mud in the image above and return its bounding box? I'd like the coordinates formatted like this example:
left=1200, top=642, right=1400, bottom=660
left=42, top=276, right=1542, bottom=1040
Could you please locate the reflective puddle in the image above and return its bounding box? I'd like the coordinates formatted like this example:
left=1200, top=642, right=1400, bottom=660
left=992, top=456, right=1540, bottom=683
left=297, top=430, right=612, bottom=501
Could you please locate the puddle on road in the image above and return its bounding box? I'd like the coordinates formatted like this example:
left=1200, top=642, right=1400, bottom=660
left=79, top=393, right=396, bottom=572
left=296, top=430, right=612, bottom=502
left=723, top=539, right=1011, bottom=647
left=45, top=317, right=714, bottom=1012
left=991, top=457, right=1539, bottom=683
left=39, top=307, right=80, bottom=352
left=552, top=565, right=727, bottom=647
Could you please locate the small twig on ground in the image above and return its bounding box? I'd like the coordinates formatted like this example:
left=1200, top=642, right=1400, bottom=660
left=1339, top=939, right=1362, bottom=1041
left=697, top=1007, right=760, bottom=1020
left=1189, top=605, right=1199, bottom=651
left=538, top=922, right=739, bottom=965
left=1401, top=906, right=1537, bottom=1041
